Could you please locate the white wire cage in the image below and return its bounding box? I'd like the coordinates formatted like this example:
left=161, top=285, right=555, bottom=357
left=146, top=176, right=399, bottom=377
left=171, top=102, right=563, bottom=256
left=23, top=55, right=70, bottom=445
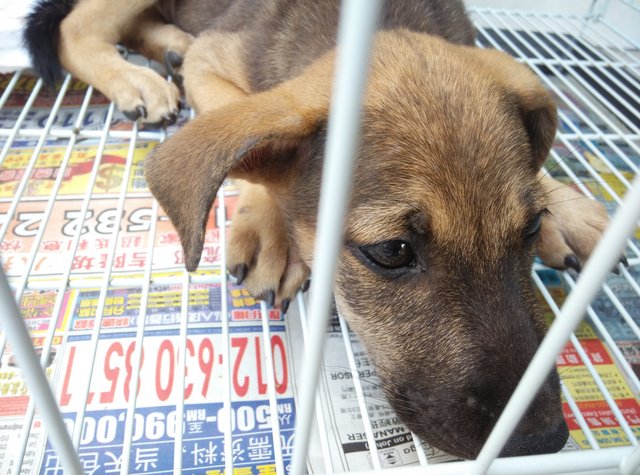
left=0, top=1, right=639, bottom=474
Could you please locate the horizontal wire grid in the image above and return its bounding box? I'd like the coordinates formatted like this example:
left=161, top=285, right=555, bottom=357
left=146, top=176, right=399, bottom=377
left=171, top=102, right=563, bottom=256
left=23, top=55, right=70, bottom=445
left=0, top=4, right=638, bottom=475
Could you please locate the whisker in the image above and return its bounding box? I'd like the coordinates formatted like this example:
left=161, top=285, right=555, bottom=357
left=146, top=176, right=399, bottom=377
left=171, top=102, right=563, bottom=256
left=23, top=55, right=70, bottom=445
left=544, top=196, right=596, bottom=207
left=538, top=142, right=587, bottom=181
left=541, top=179, right=601, bottom=197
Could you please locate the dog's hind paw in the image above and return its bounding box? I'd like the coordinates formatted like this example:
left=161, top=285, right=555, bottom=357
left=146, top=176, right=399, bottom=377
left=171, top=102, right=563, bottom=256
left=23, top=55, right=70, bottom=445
left=227, top=182, right=310, bottom=312
left=536, top=176, right=614, bottom=272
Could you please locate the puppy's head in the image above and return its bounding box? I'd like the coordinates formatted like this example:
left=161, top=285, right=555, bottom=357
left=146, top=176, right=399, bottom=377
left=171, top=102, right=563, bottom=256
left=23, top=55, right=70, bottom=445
left=145, top=31, right=567, bottom=459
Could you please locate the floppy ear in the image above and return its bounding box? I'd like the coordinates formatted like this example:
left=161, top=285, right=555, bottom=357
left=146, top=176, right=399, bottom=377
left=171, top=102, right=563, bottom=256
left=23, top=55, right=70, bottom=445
left=473, top=49, right=558, bottom=169
left=145, top=57, right=332, bottom=271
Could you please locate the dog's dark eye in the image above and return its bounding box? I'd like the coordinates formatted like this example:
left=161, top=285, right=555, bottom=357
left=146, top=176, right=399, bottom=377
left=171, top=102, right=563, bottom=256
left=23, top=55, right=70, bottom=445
left=524, top=209, right=547, bottom=239
left=360, top=240, right=415, bottom=269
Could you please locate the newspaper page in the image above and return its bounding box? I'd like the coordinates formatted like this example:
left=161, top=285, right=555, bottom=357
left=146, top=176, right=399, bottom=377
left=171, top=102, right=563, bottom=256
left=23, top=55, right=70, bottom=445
left=32, top=283, right=296, bottom=475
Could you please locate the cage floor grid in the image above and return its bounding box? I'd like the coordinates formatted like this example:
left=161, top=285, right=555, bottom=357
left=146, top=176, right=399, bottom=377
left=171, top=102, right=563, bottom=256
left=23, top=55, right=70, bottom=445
left=0, top=6, right=639, bottom=475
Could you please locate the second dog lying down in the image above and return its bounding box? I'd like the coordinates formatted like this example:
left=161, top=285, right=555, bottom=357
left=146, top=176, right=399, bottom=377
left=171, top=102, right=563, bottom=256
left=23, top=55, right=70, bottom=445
left=26, top=0, right=613, bottom=459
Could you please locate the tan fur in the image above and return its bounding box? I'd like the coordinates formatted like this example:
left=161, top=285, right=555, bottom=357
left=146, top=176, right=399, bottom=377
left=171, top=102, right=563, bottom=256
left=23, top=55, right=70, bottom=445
left=123, top=8, right=193, bottom=64
left=182, top=32, right=252, bottom=113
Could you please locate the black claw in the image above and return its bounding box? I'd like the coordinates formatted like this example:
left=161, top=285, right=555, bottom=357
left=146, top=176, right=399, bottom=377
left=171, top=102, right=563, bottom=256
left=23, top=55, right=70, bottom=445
left=123, top=110, right=138, bottom=121
left=163, top=50, right=184, bottom=87
left=564, top=254, right=581, bottom=273
left=173, top=73, right=185, bottom=87
left=620, top=255, right=629, bottom=268
left=612, top=266, right=620, bottom=275
left=166, top=50, right=184, bottom=68
left=302, top=280, right=311, bottom=293
left=232, top=264, right=248, bottom=285
left=162, top=110, right=179, bottom=125
left=265, top=290, right=275, bottom=307
left=123, top=105, right=147, bottom=121
left=281, top=299, right=290, bottom=315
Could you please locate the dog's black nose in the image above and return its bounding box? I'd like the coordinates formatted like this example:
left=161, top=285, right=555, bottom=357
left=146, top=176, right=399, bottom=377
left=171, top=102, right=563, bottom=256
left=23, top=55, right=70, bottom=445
left=499, top=420, right=569, bottom=457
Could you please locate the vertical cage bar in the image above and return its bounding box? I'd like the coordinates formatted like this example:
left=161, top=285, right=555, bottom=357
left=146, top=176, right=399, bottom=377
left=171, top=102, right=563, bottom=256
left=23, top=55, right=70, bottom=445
left=338, top=316, right=381, bottom=469
left=290, top=1, right=381, bottom=474
left=217, top=186, right=235, bottom=475
left=120, top=196, right=160, bottom=475
left=260, top=300, right=286, bottom=475
left=0, top=267, right=82, bottom=474
left=296, top=291, right=335, bottom=473
left=173, top=270, right=191, bottom=473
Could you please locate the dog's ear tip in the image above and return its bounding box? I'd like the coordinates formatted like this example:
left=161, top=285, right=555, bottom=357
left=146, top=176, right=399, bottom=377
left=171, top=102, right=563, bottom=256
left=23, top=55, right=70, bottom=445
left=183, top=247, right=203, bottom=272
left=181, top=233, right=205, bottom=272
left=185, top=260, right=199, bottom=272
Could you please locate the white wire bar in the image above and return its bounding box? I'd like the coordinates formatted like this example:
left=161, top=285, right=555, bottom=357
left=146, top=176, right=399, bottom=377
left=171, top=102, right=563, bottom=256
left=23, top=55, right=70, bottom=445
left=290, top=1, right=381, bottom=474
left=412, top=434, right=430, bottom=466
left=295, top=291, right=335, bottom=473
left=216, top=186, right=235, bottom=475
left=0, top=267, right=82, bottom=474
left=173, top=270, right=190, bottom=472
left=0, top=78, right=42, bottom=166
left=338, top=316, right=381, bottom=470
left=509, top=13, right=640, bottom=176
left=260, top=300, right=286, bottom=475
left=119, top=197, right=159, bottom=475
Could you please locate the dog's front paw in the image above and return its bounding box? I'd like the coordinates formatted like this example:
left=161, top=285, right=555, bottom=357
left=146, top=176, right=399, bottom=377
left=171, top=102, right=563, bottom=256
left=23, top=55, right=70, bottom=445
left=227, top=183, right=309, bottom=312
left=111, top=66, right=181, bottom=125
left=537, top=179, right=611, bottom=272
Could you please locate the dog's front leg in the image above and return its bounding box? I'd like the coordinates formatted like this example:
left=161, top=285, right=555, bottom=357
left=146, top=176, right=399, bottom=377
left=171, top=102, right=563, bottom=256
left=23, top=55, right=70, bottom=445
left=181, top=31, right=252, bottom=113
left=537, top=172, right=612, bottom=271
left=58, top=0, right=183, bottom=123
left=180, top=33, right=310, bottom=310
left=122, top=8, right=194, bottom=76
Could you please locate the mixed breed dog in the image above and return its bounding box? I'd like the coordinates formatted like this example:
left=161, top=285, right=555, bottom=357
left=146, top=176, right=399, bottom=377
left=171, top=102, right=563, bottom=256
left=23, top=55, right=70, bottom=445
left=25, top=0, right=615, bottom=459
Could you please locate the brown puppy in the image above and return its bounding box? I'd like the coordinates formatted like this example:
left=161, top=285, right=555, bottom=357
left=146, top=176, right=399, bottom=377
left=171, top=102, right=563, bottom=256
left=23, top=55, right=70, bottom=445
left=26, top=0, right=610, bottom=460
